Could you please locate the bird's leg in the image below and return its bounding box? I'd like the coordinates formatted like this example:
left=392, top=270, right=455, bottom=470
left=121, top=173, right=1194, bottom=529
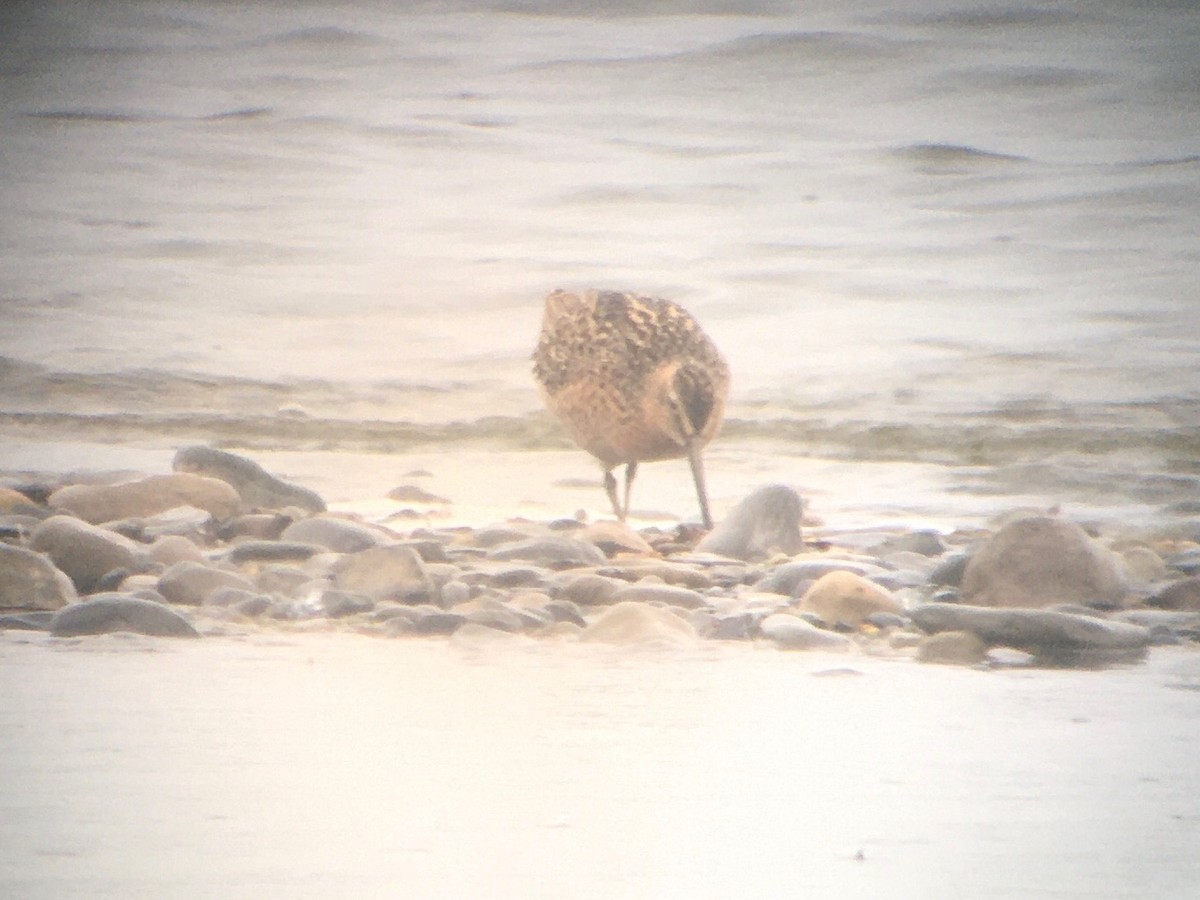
left=622, top=461, right=638, bottom=522
left=603, top=468, right=624, bottom=521
left=686, top=439, right=714, bottom=530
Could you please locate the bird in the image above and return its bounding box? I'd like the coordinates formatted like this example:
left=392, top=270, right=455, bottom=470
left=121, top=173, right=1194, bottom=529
left=532, top=288, right=730, bottom=529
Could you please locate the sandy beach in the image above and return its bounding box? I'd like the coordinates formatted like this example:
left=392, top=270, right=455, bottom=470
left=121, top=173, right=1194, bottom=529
left=2, top=629, right=1199, bottom=900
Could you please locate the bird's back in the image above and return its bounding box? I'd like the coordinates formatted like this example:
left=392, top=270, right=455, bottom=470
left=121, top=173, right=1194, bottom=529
left=533, top=289, right=729, bottom=466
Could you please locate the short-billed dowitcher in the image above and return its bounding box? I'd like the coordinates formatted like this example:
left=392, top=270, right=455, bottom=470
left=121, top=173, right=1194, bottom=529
left=532, top=289, right=730, bottom=528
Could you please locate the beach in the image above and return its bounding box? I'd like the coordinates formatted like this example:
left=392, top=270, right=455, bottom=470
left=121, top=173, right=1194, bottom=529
left=3, top=631, right=1199, bottom=900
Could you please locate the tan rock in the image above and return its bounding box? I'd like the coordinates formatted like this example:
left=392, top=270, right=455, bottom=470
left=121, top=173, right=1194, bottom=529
left=49, top=473, right=241, bottom=524
left=580, top=601, right=697, bottom=646
left=0, top=544, right=77, bottom=610
left=30, top=515, right=140, bottom=595
left=797, top=570, right=902, bottom=628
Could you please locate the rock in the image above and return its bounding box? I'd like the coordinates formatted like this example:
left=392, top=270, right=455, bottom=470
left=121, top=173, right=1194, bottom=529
left=928, top=552, right=971, bottom=588
left=596, top=561, right=712, bottom=589
left=758, top=613, right=856, bottom=651
left=319, top=590, right=375, bottom=618
left=226, top=541, right=325, bottom=565
left=577, top=520, right=656, bottom=556
left=0, top=611, right=56, bottom=630
left=1148, top=577, right=1200, bottom=611
left=870, top=530, right=945, bottom=557
left=797, top=571, right=903, bottom=629
left=960, top=516, right=1127, bottom=608
left=49, top=594, right=198, bottom=638
left=203, top=587, right=269, bottom=608
left=696, top=484, right=803, bottom=561
left=280, top=516, right=386, bottom=553
left=488, top=536, right=607, bottom=568
left=1165, top=548, right=1200, bottom=575
left=173, top=445, right=325, bottom=513
left=916, top=630, right=987, bottom=665
left=1120, top=546, right=1168, bottom=583
left=49, top=473, right=241, bottom=524
left=137, top=505, right=213, bottom=539
left=607, top=582, right=710, bottom=610
left=215, top=512, right=294, bottom=541
left=145, top=535, right=205, bottom=567
left=910, top=602, right=1151, bottom=652
left=30, top=515, right=140, bottom=595
left=331, top=544, right=432, bottom=603
left=0, top=485, right=42, bottom=515
left=984, top=647, right=1037, bottom=667
left=387, top=484, right=451, bottom=504
left=455, top=599, right=527, bottom=632
left=157, top=561, right=255, bottom=606
left=255, top=564, right=314, bottom=598
left=556, top=573, right=623, bottom=606
left=580, top=601, right=698, bottom=647
left=755, top=558, right=889, bottom=596
left=0, top=542, right=78, bottom=614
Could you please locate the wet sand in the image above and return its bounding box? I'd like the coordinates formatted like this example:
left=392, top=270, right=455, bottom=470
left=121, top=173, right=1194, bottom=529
left=2, top=630, right=1198, bottom=899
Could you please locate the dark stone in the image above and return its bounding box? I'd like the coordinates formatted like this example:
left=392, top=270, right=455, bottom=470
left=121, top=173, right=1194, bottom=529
left=0, top=611, right=56, bottom=631
left=173, top=445, right=326, bottom=513
left=696, top=484, right=803, bottom=561
left=226, top=541, right=325, bottom=564
left=928, top=552, right=972, bottom=588
left=280, top=516, right=385, bottom=553
left=911, top=602, right=1150, bottom=652
left=321, top=590, right=375, bottom=618
left=50, top=594, right=199, bottom=638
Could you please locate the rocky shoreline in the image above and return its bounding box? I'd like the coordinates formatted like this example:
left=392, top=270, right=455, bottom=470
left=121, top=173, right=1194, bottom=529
left=2, top=446, right=1199, bottom=668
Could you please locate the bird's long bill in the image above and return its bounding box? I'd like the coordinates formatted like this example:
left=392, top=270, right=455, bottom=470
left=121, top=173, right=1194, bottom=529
left=686, top=439, right=714, bottom=530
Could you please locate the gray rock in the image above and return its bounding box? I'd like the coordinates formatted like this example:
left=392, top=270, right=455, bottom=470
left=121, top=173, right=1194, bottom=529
left=928, top=552, right=971, bottom=588
left=1165, top=548, right=1200, bottom=576
left=870, top=530, right=945, bottom=557
left=1147, top=576, right=1200, bottom=612
left=30, top=515, right=140, bottom=595
left=696, top=484, right=803, bottom=561
left=226, top=541, right=325, bottom=565
left=50, top=594, right=198, bottom=638
left=254, top=564, right=314, bottom=598
left=0, top=543, right=78, bottom=610
left=910, top=602, right=1151, bottom=651
left=331, top=544, right=432, bottom=603
left=0, top=611, right=56, bottom=630
left=960, top=517, right=1127, bottom=608
left=320, top=590, right=375, bottom=618
left=204, top=586, right=270, bottom=608
left=280, top=516, right=386, bottom=553
left=758, top=613, right=855, bottom=651
left=157, top=561, right=256, bottom=606
left=488, top=536, right=607, bottom=568
left=173, top=445, right=325, bottom=513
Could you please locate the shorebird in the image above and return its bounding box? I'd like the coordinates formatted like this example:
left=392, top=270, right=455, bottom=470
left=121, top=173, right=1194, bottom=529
left=532, top=289, right=730, bottom=528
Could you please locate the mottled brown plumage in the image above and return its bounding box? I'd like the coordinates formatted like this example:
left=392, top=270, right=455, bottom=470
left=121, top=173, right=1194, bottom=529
left=532, top=289, right=730, bottom=528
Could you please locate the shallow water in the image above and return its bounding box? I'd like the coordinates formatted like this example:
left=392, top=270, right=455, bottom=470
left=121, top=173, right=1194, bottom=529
left=1, top=631, right=1198, bottom=899
left=1, top=1, right=1199, bottom=524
